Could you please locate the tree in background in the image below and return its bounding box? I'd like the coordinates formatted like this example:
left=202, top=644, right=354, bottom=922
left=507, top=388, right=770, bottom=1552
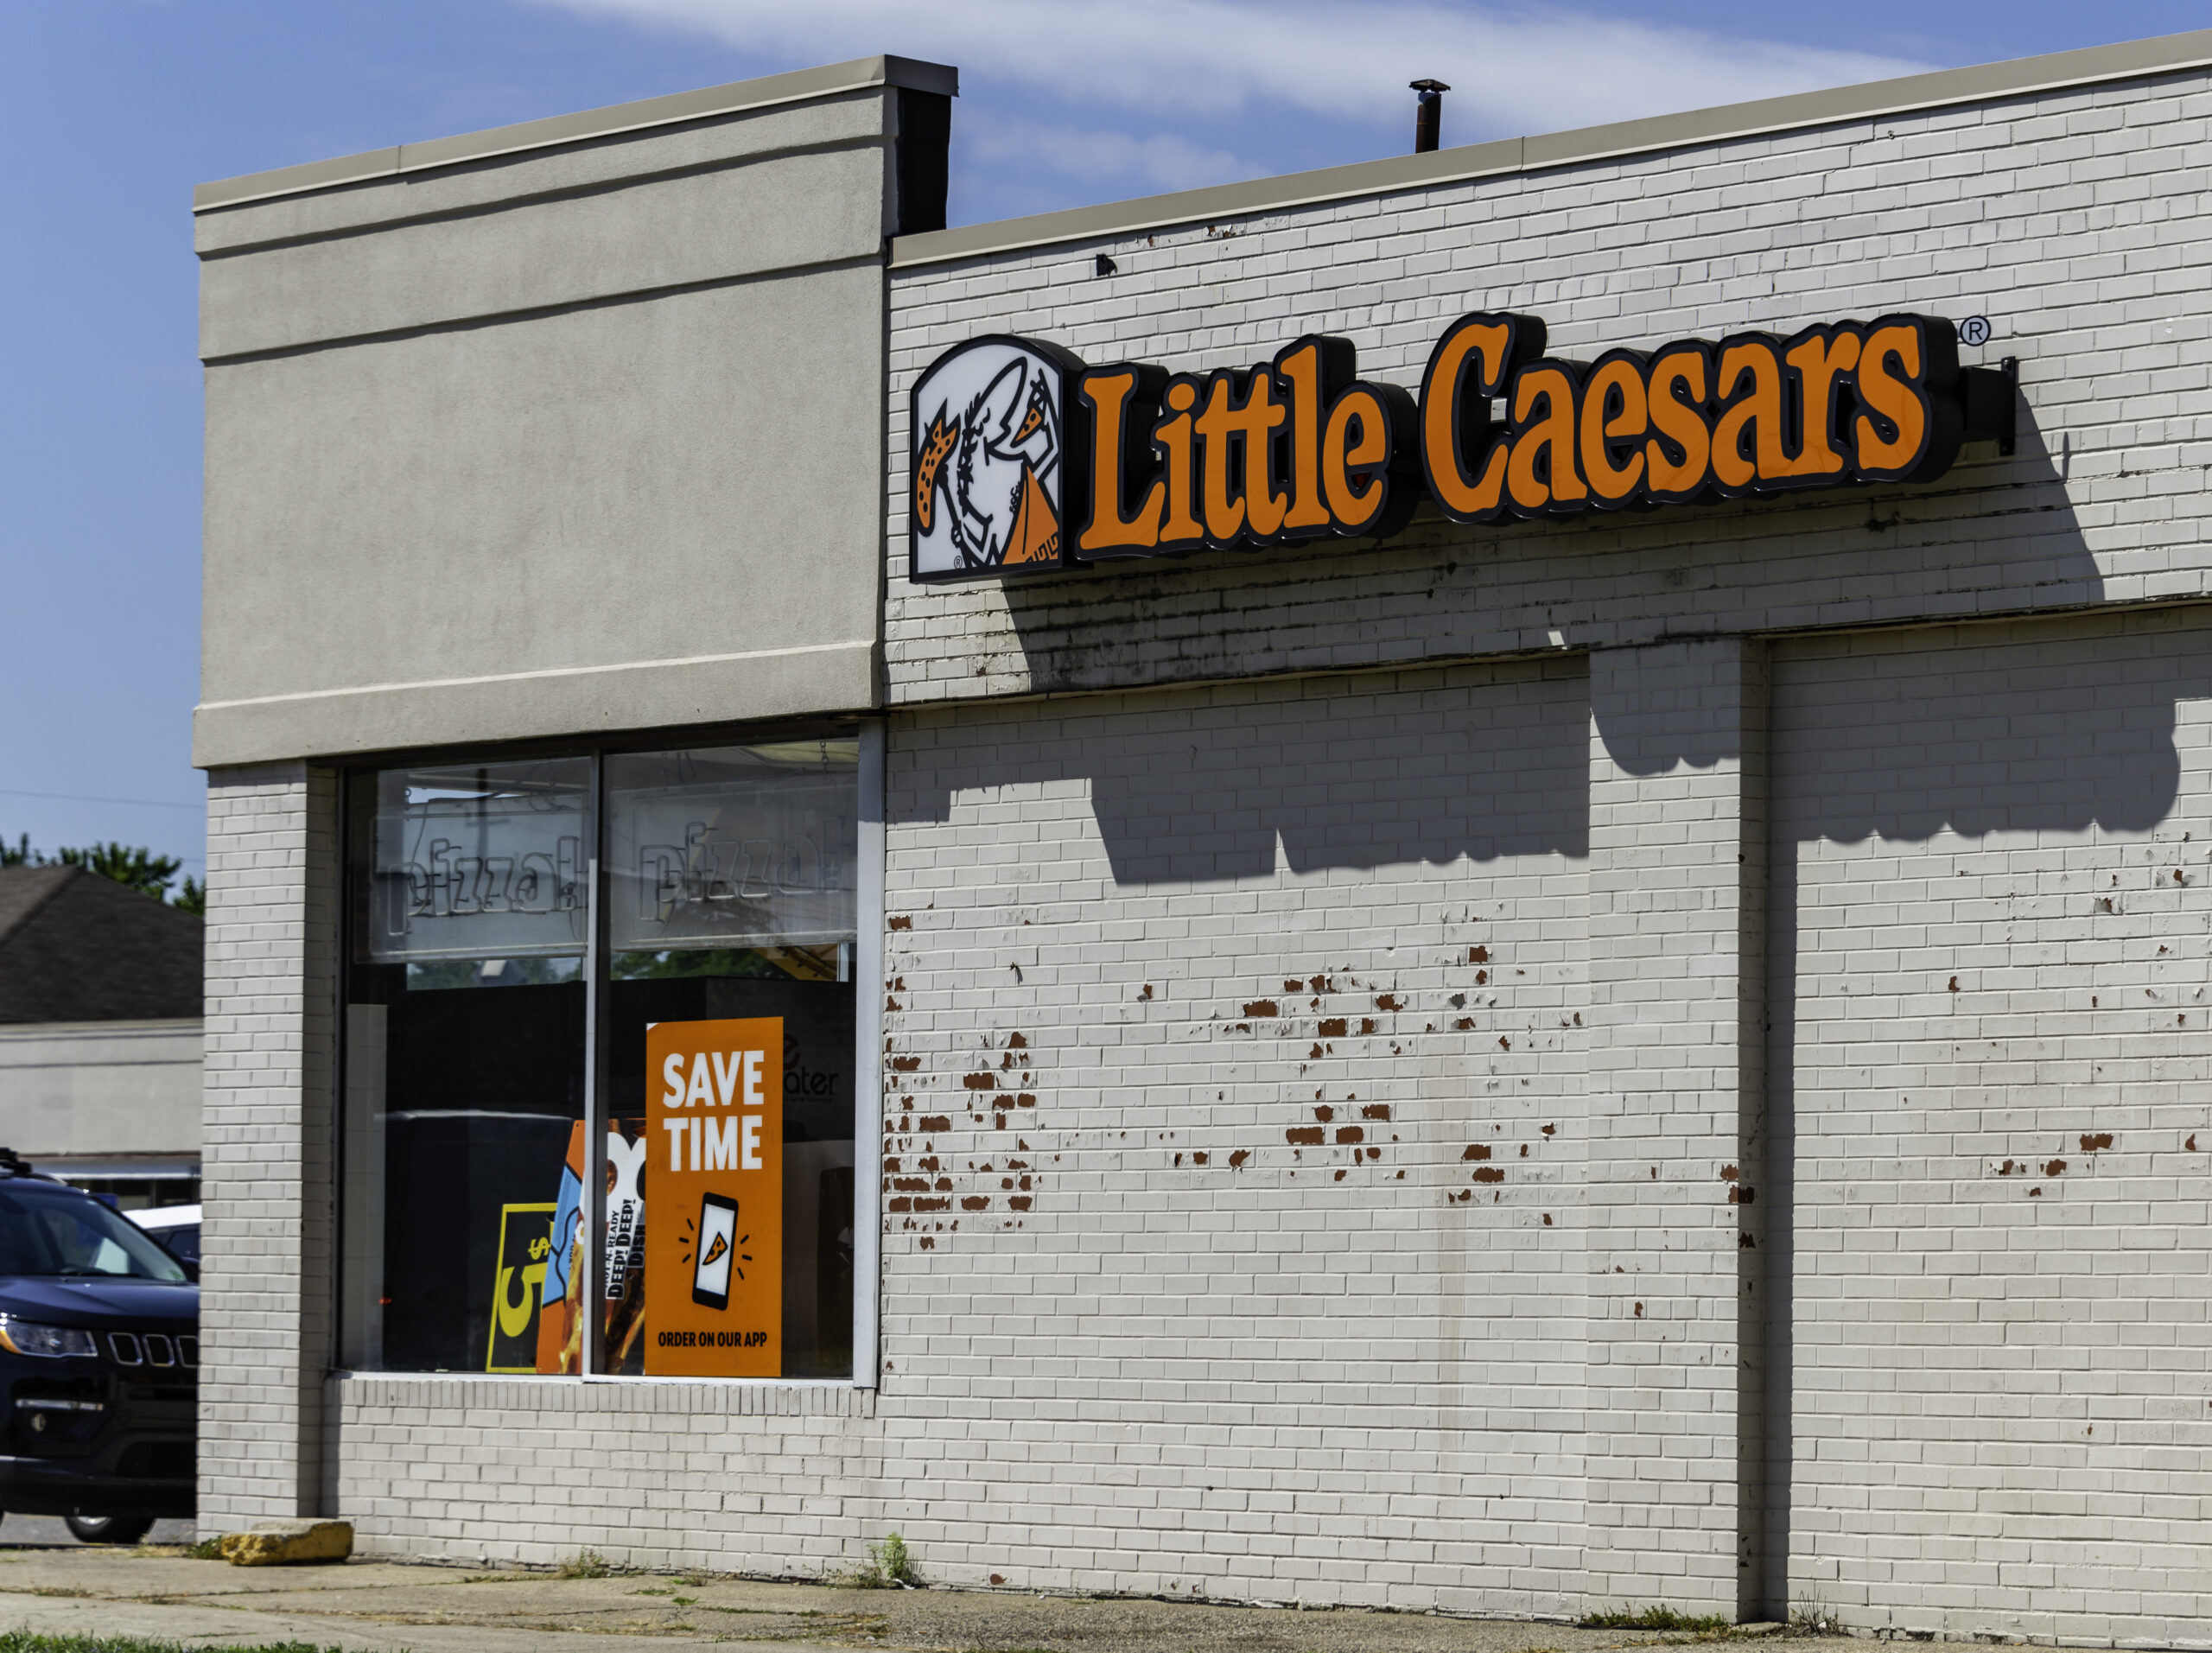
left=2, top=833, right=205, bottom=916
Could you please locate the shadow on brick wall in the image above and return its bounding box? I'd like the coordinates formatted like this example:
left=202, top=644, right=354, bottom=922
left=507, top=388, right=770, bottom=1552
left=890, top=658, right=1589, bottom=883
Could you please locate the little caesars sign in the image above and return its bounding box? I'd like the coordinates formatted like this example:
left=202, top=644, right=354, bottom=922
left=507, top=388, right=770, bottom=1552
left=906, top=313, right=2012, bottom=582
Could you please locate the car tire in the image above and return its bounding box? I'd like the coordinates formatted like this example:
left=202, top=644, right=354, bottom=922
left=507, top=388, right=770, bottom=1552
left=65, top=1514, right=155, bottom=1545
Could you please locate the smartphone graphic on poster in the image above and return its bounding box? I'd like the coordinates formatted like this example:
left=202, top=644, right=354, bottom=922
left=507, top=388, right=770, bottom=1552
left=692, top=1192, right=739, bottom=1311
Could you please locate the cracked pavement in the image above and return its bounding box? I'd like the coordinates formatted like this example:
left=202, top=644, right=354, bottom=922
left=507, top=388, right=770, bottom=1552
left=0, top=1545, right=1866, bottom=1653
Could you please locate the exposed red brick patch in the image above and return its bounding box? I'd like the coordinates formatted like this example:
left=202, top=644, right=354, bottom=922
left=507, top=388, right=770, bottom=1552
left=1008, top=1196, right=1032, bottom=1212
left=1229, top=1149, right=1250, bottom=1168
left=961, top=1196, right=989, bottom=1211
left=1463, top=1144, right=1491, bottom=1160
left=1318, top=1018, right=1348, bottom=1038
left=2080, top=1133, right=2113, bottom=1152
left=1471, top=1167, right=1504, bottom=1183
left=1313, top=1105, right=1333, bottom=1122
left=1361, top=1103, right=1390, bottom=1121
left=1335, top=1126, right=1363, bottom=1145
left=1720, top=1165, right=1738, bottom=1181
left=1007, top=1033, right=1027, bottom=1049
left=1243, top=999, right=1280, bottom=1018
left=2044, top=1159, right=2067, bottom=1177
left=1498, top=1036, right=1511, bottom=1051
left=888, top=1198, right=912, bottom=1213
left=890, top=1056, right=920, bottom=1072
left=963, top=1072, right=997, bottom=1090
left=888, top=916, right=912, bottom=931
left=1192, top=1151, right=1209, bottom=1166
left=1358, top=1017, right=1376, bottom=1034
left=1286, top=1127, right=1324, bottom=1146
left=1016, top=1093, right=1036, bottom=1108
left=1470, top=946, right=1489, bottom=963
left=915, top=1197, right=950, bottom=1212
left=1454, top=1017, right=1475, bottom=1031
left=1375, top=994, right=1403, bottom=1011
left=918, top=1116, right=951, bottom=1132
left=1541, top=1123, right=1555, bottom=1136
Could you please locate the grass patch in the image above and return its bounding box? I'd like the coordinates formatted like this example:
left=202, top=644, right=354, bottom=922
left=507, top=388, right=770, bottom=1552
left=1581, top=1605, right=1736, bottom=1632
left=1789, top=1601, right=1846, bottom=1637
left=836, top=1533, right=918, bottom=1590
left=553, top=1548, right=613, bottom=1580
left=181, top=1541, right=225, bottom=1561
left=0, top=1637, right=345, bottom=1653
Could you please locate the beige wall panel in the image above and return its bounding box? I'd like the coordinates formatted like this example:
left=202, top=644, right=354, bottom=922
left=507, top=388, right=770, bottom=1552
left=0, top=1020, right=202, bottom=1158
left=198, top=261, right=883, bottom=766
left=200, top=143, right=890, bottom=359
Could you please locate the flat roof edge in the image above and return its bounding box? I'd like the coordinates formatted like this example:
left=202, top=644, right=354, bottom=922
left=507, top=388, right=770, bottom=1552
left=194, top=53, right=959, bottom=213
left=891, top=26, right=2212, bottom=270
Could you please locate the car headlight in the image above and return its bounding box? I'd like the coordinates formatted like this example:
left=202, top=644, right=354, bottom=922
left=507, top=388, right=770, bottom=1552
left=0, top=1318, right=99, bottom=1358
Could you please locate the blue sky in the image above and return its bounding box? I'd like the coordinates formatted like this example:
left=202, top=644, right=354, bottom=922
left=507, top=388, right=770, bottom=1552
left=2, top=1, right=2203, bottom=881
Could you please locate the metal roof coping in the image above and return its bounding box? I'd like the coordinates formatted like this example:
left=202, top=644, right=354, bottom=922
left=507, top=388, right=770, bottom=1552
left=194, top=53, right=958, bottom=214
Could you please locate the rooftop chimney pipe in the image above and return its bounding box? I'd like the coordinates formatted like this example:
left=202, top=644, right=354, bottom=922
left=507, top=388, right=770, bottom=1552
left=1411, top=79, right=1448, bottom=154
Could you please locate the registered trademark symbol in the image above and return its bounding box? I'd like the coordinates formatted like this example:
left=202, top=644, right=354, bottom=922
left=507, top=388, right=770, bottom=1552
left=1959, top=315, right=1993, bottom=346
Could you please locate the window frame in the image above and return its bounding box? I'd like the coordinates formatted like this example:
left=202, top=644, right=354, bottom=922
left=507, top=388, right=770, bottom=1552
left=330, top=715, right=882, bottom=1389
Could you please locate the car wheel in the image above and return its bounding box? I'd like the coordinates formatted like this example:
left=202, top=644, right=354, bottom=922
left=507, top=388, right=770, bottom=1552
left=65, top=1514, right=154, bottom=1545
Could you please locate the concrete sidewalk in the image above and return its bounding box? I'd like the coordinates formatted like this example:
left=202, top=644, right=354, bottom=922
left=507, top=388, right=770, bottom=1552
left=0, top=1545, right=1855, bottom=1653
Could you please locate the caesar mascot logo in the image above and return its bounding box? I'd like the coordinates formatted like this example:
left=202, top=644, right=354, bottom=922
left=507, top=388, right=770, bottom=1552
left=911, top=337, right=1073, bottom=581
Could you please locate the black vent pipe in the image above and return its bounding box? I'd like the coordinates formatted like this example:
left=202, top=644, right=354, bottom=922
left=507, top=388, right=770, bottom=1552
left=1411, top=79, right=1448, bottom=154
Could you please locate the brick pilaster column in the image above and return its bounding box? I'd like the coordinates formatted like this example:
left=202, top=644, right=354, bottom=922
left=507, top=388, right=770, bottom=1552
left=200, top=763, right=339, bottom=1528
left=1583, top=639, right=1769, bottom=1618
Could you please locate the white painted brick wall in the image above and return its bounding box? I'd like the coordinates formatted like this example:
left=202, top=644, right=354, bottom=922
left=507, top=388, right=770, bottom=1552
left=876, top=659, right=1590, bottom=1613
left=200, top=762, right=337, bottom=1526
left=1768, top=608, right=2212, bottom=1646
left=1584, top=639, right=1765, bottom=1615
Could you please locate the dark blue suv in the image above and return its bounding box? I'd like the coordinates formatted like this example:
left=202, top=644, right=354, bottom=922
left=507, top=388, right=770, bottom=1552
left=0, top=1154, right=196, bottom=1543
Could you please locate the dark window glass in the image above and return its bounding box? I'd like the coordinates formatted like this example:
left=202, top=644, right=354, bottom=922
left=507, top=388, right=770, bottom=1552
left=340, top=760, right=589, bottom=1374
left=0, top=1183, right=188, bottom=1282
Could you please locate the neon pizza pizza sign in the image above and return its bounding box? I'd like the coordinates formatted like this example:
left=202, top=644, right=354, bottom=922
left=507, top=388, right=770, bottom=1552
left=906, top=313, right=2013, bottom=582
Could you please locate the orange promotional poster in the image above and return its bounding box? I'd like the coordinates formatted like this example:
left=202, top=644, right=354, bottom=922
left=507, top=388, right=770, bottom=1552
left=644, top=1017, right=783, bottom=1376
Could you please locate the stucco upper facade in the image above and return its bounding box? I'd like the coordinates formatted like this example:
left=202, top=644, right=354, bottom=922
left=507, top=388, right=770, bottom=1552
left=194, top=56, right=955, bottom=769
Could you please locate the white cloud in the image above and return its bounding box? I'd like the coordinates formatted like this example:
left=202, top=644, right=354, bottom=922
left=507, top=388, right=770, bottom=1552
left=961, top=116, right=1250, bottom=194
left=537, top=0, right=1934, bottom=137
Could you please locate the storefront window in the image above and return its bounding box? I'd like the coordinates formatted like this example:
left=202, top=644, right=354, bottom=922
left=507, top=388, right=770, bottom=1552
left=604, top=741, right=857, bottom=1379
left=338, top=736, right=859, bottom=1383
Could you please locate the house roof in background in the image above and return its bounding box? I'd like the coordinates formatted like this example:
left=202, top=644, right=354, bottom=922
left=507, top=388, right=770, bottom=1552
left=0, top=868, right=202, bottom=1025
